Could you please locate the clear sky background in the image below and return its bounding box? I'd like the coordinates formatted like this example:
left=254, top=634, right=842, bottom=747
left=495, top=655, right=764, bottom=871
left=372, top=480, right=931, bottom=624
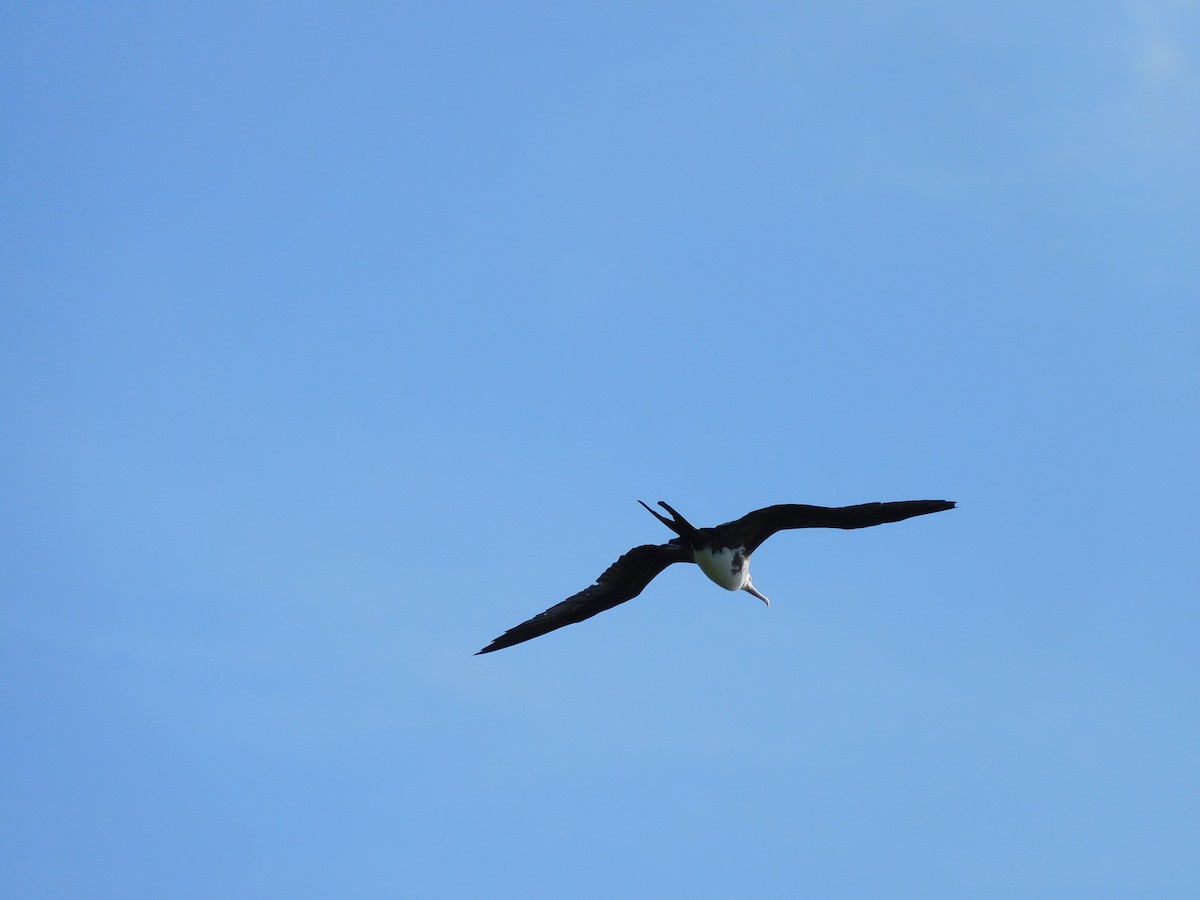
left=3, top=3, right=1198, bottom=898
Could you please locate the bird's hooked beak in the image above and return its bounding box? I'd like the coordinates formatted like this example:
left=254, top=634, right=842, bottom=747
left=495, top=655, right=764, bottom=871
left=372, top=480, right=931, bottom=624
left=743, top=581, right=771, bottom=606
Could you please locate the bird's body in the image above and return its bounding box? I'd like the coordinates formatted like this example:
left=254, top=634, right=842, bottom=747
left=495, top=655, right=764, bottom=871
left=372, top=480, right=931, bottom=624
left=692, top=544, right=750, bottom=592
left=476, top=498, right=955, bottom=654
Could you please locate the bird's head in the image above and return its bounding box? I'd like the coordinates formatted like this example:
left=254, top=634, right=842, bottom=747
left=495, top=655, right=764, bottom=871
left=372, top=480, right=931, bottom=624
left=743, top=579, right=770, bottom=606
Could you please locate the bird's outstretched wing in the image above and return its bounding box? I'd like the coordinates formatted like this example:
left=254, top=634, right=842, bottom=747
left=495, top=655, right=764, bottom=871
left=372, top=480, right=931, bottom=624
left=476, top=541, right=691, bottom=654
left=722, top=499, right=956, bottom=554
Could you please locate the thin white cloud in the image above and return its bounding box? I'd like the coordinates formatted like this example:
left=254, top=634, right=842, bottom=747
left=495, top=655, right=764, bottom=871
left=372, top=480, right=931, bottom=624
left=1125, top=0, right=1200, bottom=121
left=1048, top=1, right=1200, bottom=203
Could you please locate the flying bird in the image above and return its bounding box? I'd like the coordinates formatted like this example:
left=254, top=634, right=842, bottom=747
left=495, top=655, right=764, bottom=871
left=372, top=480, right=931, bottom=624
left=476, top=498, right=955, bottom=654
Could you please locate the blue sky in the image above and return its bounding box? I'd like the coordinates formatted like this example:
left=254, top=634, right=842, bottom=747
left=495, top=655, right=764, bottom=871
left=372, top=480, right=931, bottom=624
left=3, top=2, right=1198, bottom=897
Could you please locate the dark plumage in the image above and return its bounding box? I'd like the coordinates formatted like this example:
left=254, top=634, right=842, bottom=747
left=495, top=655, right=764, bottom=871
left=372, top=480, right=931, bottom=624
left=476, top=499, right=955, bottom=654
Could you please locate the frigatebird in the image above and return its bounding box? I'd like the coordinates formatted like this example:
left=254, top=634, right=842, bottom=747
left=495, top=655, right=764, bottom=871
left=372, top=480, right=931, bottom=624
left=476, top=498, right=955, bottom=654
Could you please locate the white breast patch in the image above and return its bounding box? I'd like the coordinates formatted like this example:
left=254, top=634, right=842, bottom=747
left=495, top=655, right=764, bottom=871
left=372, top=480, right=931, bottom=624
left=692, top=546, right=750, bottom=591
